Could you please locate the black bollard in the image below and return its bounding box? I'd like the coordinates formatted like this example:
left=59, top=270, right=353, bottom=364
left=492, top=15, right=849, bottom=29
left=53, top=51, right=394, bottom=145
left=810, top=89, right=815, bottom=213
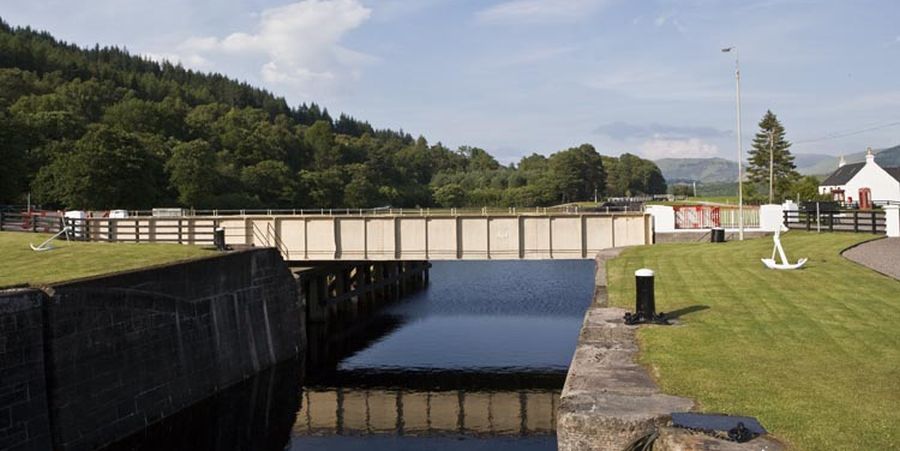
left=213, top=227, right=226, bottom=251
left=635, top=268, right=655, bottom=317
left=624, top=268, right=669, bottom=325
left=711, top=227, right=725, bottom=243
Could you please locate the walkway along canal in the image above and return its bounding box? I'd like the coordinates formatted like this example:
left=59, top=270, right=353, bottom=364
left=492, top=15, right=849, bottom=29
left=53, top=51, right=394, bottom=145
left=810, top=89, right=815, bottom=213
left=101, top=259, right=595, bottom=451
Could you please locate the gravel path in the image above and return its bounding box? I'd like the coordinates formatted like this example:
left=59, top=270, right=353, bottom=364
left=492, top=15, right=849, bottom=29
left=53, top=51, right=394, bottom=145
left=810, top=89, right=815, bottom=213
left=843, top=237, right=900, bottom=281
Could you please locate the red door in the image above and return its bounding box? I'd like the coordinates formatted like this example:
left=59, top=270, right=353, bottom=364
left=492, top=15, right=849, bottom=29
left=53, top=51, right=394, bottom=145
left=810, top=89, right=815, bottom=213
left=859, top=188, right=872, bottom=210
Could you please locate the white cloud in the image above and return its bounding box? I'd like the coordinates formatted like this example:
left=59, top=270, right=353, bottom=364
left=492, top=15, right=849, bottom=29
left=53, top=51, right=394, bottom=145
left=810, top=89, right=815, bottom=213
left=639, top=137, right=719, bottom=160
left=476, top=0, right=612, bottom=24
left=165, top=0, right=373, bottom=97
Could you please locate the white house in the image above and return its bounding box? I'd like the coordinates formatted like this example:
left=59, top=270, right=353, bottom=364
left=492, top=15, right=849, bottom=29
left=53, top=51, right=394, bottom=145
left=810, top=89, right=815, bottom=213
left=819, top=148, right=900, bottom=206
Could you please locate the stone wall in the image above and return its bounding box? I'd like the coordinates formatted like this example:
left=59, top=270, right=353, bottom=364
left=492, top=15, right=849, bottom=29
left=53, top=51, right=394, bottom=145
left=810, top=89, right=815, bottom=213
left=0, top=248, right=304, bottom=451
left=0, top=289, right=52, bottom=451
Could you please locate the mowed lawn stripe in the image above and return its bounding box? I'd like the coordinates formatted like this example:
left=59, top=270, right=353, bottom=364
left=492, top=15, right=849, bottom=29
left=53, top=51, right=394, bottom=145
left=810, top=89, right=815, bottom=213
left=1, top=231, right=213, bottom=287
left=608, top=232, right=900, bottom=450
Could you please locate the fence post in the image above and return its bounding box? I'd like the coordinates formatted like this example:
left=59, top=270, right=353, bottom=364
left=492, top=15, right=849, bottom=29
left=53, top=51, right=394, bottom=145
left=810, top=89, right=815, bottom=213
left=829, top=211, right=834, bottom=232
left=806, top=211, right=811, bottom=231
left=854, top=211, right=859, bottom=233
left=872, top=211, right=877, bottom=234
left=108, top=220, right=116, bottom=242
left=0, top=210, right=4, bottom=230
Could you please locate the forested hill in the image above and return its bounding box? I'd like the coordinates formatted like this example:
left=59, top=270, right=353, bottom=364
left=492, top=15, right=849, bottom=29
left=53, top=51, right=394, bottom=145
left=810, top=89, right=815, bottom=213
left=0, top=20, right=666, bottom=209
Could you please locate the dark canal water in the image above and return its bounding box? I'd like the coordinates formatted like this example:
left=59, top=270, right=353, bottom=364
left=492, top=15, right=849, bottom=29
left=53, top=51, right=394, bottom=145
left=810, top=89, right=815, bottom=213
left=107, top=260, right=594, bottom=451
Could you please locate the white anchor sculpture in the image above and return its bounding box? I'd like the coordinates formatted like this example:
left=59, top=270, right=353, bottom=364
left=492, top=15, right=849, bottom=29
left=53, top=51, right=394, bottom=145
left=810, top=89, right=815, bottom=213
left=30, top=226, right=71, bottom=252
left=761, top=226, right=807, bottom=270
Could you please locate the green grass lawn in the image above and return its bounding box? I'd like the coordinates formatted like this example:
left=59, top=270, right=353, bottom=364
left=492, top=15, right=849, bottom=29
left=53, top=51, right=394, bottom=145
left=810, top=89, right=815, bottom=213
left=608, top=232, right=899, bottom=450
left=0, top=231, right=213, bottom=288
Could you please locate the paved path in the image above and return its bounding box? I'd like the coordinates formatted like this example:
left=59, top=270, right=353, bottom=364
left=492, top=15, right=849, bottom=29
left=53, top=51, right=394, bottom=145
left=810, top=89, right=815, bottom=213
left=843, top=237, right=900, bottom=281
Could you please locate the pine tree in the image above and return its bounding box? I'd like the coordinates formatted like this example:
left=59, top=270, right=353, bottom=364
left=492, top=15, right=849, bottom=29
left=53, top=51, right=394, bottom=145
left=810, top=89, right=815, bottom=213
left=747, top=110, right=798, bottom=202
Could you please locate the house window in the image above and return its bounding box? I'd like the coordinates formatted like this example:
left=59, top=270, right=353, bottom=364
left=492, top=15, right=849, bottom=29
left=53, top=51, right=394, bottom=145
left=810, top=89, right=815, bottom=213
left=831, top=188, right=845, bottom=203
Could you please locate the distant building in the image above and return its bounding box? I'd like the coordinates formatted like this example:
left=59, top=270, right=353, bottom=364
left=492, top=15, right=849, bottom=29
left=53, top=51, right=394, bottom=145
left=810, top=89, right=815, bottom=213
left=819, top=148, right=900, bottom=207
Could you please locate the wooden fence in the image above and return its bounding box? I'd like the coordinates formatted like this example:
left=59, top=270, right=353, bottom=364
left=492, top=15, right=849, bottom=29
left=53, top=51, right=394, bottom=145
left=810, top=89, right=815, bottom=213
left=0, top=211, right=219, bottom=244
left=0, top=210, right=66, bottom=233
left=783, top=209, right=886, bottom=234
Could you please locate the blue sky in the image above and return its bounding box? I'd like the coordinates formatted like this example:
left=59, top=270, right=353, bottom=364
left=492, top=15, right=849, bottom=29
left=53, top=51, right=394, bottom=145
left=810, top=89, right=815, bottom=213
left=2, top=0, right=899, bottom=163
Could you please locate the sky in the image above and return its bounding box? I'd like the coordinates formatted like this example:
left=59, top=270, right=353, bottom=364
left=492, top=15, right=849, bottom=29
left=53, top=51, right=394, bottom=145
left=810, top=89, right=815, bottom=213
left=2, top=0, right=899, bottom=163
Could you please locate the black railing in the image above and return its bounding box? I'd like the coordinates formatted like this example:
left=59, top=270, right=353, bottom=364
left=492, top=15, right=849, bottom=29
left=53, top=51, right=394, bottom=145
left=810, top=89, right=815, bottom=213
left=783, top=209, right=886, bottom=234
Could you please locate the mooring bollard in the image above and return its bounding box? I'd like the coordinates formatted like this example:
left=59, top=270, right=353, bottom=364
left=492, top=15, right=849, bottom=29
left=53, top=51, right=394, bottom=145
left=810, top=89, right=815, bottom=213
left=624, top=268, right=669, bottom=325
left=635, top=268, right=655, bottom=316
left=711, top=227, right=725, bottom=243
left=214, top=227, right=226, bottom=251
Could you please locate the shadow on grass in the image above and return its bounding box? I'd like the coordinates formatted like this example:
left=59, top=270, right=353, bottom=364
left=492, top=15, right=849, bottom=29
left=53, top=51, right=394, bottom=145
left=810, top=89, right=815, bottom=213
left=665, top=305, right=710, bottom=319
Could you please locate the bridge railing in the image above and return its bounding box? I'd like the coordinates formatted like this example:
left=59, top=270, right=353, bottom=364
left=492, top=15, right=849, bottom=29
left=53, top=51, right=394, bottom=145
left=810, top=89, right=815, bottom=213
left=122, top=205, right=642, bottom=218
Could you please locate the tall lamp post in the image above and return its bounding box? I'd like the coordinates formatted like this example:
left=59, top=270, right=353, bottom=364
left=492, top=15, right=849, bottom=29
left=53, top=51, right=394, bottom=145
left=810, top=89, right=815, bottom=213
left=722, top=46, right=744, bottom=240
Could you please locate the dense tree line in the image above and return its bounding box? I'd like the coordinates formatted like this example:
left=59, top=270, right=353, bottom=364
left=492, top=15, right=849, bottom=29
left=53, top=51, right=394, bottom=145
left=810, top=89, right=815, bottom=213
left=0, top=20, right=665, bottom=209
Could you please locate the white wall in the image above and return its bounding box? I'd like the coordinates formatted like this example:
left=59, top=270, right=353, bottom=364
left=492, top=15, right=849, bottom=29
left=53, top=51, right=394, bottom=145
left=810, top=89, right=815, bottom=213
left=759, top=204, right=784, bottom=232
left=886, top=206, right=900, bottom=238
left=645, top=205, right=675, bottom=233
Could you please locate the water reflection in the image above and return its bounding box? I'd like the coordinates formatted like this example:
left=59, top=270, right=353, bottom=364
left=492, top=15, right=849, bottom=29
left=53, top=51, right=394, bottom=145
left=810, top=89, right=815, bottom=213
left=294, top=387, right=559, bottom=437
left=104, top=260, right=593, bottom=451
left=105, top=360, right=302, bottom=451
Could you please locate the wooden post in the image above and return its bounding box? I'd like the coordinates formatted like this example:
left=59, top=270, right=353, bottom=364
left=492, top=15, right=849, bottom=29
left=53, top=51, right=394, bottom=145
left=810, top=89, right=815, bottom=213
left=872, top=211, right=878, bottom=234
left=108, top=220, right=115, bottom=242
left=829, top=211, right=834, bottom=232
left=149, top=218, right=157, bottom=242
left=135, top=219, right=140, bottom=243
left=854, top=211, right=859, bottom=233
left=806, top=211, right=811, bottom=231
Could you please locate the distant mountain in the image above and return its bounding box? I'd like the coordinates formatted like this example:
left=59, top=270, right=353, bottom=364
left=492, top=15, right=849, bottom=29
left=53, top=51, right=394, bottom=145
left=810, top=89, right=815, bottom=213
left=657, top=145, right=900, bottom=183
left=800, top=145, right=900, bottom=176
left=794, top=153, right=837, bottom=176
left=655, top=158, right=738, bottom=184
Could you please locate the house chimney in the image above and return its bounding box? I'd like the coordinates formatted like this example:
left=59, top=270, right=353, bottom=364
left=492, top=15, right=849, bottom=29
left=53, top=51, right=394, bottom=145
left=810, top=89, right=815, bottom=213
left=866, top=147, right=875, bottom=165
left=838, top=155, right=846, bottom=168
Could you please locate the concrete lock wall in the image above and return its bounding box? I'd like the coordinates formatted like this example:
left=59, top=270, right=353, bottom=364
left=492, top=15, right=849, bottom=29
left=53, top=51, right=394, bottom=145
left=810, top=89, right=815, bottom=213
left=0, top=289, right=53, bottom=451
left=0, top=248, right=304, bottom=451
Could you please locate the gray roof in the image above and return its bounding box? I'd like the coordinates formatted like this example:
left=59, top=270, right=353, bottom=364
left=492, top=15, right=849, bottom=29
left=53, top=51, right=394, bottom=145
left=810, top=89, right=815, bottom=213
left=885, top=167, right=900, bottom=183
left=820, top=162, right=900, bottom=186
left=820, top=162, right=864, bottom=186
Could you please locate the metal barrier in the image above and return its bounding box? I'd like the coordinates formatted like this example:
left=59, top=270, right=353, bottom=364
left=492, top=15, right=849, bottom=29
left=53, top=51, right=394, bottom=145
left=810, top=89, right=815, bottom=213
left=674, top=206, right=760, bottom=229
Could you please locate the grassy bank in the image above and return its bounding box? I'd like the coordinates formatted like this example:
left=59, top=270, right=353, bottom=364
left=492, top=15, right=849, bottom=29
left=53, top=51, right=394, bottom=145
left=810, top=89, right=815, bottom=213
left=608, top=232, right=899, bottom=450
left=0, top=231, right=212, bottom=287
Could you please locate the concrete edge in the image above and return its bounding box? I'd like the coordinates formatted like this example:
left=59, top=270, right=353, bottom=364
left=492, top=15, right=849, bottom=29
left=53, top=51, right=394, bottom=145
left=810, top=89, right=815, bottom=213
left=558, top=249, right=787, bottom=451
left=557, top=249, right=695, bottom=450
